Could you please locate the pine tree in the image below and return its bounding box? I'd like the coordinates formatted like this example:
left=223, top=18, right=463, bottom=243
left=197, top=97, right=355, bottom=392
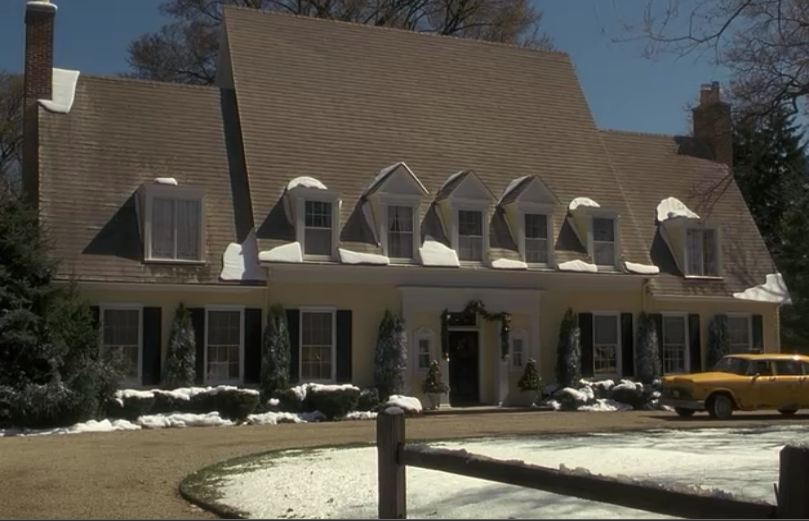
left=555, top=308, right=581, bottom=388
left=707, top=314, right=730, bottom=368
left=518, top=359, right=541, bottom=392
left=374, top=310, right=407, bottom=401
left=635, top=313, right=661, bottom=384
left=260, top=304, right=290, bottom=398
left=163, top=303, right=196, bottom=388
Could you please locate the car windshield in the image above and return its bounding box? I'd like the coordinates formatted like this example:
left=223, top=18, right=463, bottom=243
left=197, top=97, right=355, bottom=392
left=713, top=356, right=749, bottom=375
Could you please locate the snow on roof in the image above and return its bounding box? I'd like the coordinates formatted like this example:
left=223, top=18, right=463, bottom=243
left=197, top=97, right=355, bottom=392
left=286, top=176, right=327, bottom=192
left=498, top=176, right=530, bottom=205
left=419, top=238, right=460, bottom=267
left=557, top=259, right=598, bottom=273
left=39, top=68, right=79, bottom=114
left=258, top=241, right=303, bottom=263
left=656, top=197, right=700, bottom=222
left=491, top=258, right=528, bottom=270
left=624, top=261, right=660, bottom=275
left=568, top=197, right=600, bottom=212
left=732, top=273, right=791, bottom=304
left=220, top=230, right=266, bottom=281
left=338, top=248, right=390, bottom=265
left=153, top=177, right=178, bottom=186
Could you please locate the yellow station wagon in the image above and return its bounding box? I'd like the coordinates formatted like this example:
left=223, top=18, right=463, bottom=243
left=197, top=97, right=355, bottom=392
left=661, top=353, right=809, bottom=419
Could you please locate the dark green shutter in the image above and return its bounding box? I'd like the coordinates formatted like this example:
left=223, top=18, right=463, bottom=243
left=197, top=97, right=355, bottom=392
left=752, top=314, right=763, bottom=352
left=142, top=307, right=162, bottom=386
left=286, top=309, right=300, bottom=383
left=650, top=313, right=664, bottom=372
left=336, top=310, right=353, bottom=383
left=244, top=308, right=262, bottom=384
left=90, top=305, right=100, bottom=329
left=189, top=307, right=206, bottom=384
left=688, top=314, right=702, bottom=372
left=621, top=313, right=634, bottom=377
left=579, top=313, right=594, bottom=377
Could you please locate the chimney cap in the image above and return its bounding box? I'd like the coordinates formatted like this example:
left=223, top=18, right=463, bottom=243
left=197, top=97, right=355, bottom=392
left=699, top=81, right=722, bottom=106
left=26, top=1, right=57, bottom=12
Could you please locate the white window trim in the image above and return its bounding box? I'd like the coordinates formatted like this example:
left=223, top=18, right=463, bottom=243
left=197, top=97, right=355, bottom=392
left=413, top=327, right=435, bottom=373
left=726, top=312, right=753, bottom=353
left=293, top=188, right=341, bottom=262
left=510, top=328, right=528, bottom=371
left=661, top=312, right=690, bottom=375
left=517, top=205, right=554, bottom=268
left=587, top=212, right=619, bottom=269
left=99, top=303, right=144, bottom=387
left=683, top=224, right=722, bottom=278
left=452, top=203, right=490, bottom=265
left=204, top=306, right=245, bottom=386
left=592, top=311, right=622, bottom=378
left=380, top=199, right=422, bottom=264
left=141, top=184, right=206, bottom=264
left=299, top=307, right=337, bottom=383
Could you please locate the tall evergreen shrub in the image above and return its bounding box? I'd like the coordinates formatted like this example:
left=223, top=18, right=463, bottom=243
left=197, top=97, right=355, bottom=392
left=260, top=304, right=290, bottom=398
left=635, top=313, right=661, bottom=384
left=555, top=308, right=581, bottom=388
left=374, top=310, right=406, bottom=401
left=163, top=303, right=196, bottom=388
left=707, top=314, right=730, bottom=368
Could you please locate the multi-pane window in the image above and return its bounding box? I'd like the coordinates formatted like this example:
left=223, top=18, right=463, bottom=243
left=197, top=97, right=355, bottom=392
left=102, top=308, right=141, bottom=383
left=417, top=337, right=431, bottom=370
left=150, top=197, right=202, bottom=260
left=511, top=336, right=525, bottom=368
left=207, top=310, right=241, bottom=383
left=388, top=206, right=414, bottom=259
left=524, top=214, right=548, bottom=264
left=301, top=311, right=334, bottom=381
left=686, top=228, right=718, bottom=276
left=662, top=316, right=687, bottom=374
left=593, top=314, right=619, bottom=375
left=592, top=218, right=615, bottom=266
left=304, top=201, right=333, bottom=257
left=458, top=210, right=484, bottom=261
left=727, top=316, right=751, bottom=353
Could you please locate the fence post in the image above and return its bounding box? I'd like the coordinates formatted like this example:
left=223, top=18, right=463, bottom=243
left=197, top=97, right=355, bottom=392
left=777, top=445, right=809, bottom=518
left=377, top=406, right=406, bottom=519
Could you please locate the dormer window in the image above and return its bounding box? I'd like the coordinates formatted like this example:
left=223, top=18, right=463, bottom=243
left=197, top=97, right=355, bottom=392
left=458, top=209, right=484, bottom=261
left=285, top=177, right=340, bottom=261
left=140, top=181, right=204, bottom=262
left=592, top=217, right=616, bottom=266
left=524, top=214, right=548, bottom=264
left=499, top=176, right=557, bottom=268
left=304, top=200, right=333, bottom=257
left=387, top=205, right=415, bottom=259
left=685, top=227, right=718, bottom=276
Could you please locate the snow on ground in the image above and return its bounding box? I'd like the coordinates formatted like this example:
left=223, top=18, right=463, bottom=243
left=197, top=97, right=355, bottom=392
left=114, top=385, right=259, bottom=405
left=246, top=411, right=326, bottom=426
left=624, top=261, right=660, bottom=275
left=419, top=238, right=460, bottom=267
left=0, top=419, right=140, bottom=438
left=733, top=273, right=791, bottom=304
left=138, top=412, right=234, bottom=429
left=338, top=248, right=390, bottom=265
left=258, top=242, right=303, bottom=263
left=288, top=383, right=360, bottom=402
left=558, top=259, right=598, bottom=273
left=213, top=425, right=800, bottom=519
left=579, top=399, right=633, bottom=412
left=656, top=197, right=700, bottom=222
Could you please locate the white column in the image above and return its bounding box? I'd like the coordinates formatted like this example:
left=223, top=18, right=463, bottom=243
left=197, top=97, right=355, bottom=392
left=497, top=357, right=509, bottom=406
left=439, top=357, right=450, bottom=408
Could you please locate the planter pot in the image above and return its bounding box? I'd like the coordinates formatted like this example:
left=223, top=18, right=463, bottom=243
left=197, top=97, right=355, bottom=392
left=517, top=389, right=540, bottom=407
left=425, top=392, right=443, bottom=410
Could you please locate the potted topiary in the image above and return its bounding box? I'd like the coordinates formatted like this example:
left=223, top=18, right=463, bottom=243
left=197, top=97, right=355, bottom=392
left=518, top=359, right=542, bottom=406
left=422, top=360, right=449, bottom=410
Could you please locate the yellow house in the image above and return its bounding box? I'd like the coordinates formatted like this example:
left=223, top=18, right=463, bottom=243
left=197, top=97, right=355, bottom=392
left=22, top=2, right=790, bottom=405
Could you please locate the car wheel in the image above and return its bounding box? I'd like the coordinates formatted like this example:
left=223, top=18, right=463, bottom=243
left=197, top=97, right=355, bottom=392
left=708, top=394, right=734, bottom=420
left=675, top=408, right=696, bottom=418
left=779, top=408, right=798, bottom=416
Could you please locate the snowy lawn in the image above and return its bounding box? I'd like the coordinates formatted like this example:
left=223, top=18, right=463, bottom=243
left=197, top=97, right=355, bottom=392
left=190, top=425, right=806, bottom=519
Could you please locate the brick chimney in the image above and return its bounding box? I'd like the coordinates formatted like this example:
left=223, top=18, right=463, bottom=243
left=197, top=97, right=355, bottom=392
left=692, top=81, right=733, bottom=169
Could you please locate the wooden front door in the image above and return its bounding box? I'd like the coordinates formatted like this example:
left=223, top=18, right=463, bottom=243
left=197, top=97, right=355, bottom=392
left=449, top=331, right=479, bottom=406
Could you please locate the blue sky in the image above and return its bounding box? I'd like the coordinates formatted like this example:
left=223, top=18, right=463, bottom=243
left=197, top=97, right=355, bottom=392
left=0, top=0, right=727, bottom=135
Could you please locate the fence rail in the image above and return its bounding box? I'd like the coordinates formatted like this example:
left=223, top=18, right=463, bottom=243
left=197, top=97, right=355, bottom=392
left=376, top=407, right=809, bottom=519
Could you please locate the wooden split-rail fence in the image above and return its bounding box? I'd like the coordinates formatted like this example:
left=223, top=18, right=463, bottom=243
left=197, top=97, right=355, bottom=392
left=376, top=407, right=809, bottom=519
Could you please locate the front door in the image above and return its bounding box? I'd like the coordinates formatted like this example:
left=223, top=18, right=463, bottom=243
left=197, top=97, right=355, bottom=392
left=449, top=331, right=479, bottom=406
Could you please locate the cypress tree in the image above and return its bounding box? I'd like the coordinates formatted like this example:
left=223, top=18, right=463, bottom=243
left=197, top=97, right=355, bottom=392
left=260, top=304, right=290, bottom=398
left=635, top=313, right=661, bottom=384
left=555, top=308, right=581, bottom=388
left=374, top=309, right=406, bottom=401
left=163, top=303, right=196, bottom=388
left=707, top=314, right=730, bottom=368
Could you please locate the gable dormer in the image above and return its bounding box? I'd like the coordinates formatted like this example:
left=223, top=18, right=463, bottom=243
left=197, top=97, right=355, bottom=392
left=435, top=170, right=495, bottom=264
left=362, top=162, right=429, bottom=262
left=499, top=176, right=558, bottom=267
left=567, top=197, right=620, bottom=270
left=137, top=178, right=205, bottom=263
left=656, top=197, right=720, bottom=278
left=284, top=176, right=341, bottom=261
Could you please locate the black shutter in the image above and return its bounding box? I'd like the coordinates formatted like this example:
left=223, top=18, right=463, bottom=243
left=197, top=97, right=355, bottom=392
left=752, top=314, right=764, bottom=351
left=142, top=307, right=162, bottom=386
left=621, top=313, right=634, bottom=377
left=189, top=307, right=206, bottom=385
left=688, top=314, right=702, bottom=372
left=286, top=309, right=300, bottom=383
left=244, top=308, right=262, bottom=384
left=650, top=313, right=664, bottom=371
left=90, top=305, right=100, bottom=329
left=336, top=310, right=353, bottom=383
left=579, top=312, right=594, bottom=377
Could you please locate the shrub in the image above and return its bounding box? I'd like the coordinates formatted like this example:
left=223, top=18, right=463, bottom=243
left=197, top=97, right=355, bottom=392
left=707, top=314, right=730, bottom=368
left=422, top=360, right=448, bottom=394
left=261, top=304, right=290, bottom=399
left=307, top=386, right=360, bottom=420
left=635, top=313, right=661, bottom=384
left=204, top=389, right=260, bottom=421
left=271, top=387, right=306, bottom=412
left=555, top=308, right=581, bottom=388
left=163, top=303, right=196, bottom=388
left=373, top=310, right=407, bottom=401
left=518, top=359, right=541, bottom=392
left=106, top=393, right=155, bottom=421
left=357, top=388, right=380, bottom=411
